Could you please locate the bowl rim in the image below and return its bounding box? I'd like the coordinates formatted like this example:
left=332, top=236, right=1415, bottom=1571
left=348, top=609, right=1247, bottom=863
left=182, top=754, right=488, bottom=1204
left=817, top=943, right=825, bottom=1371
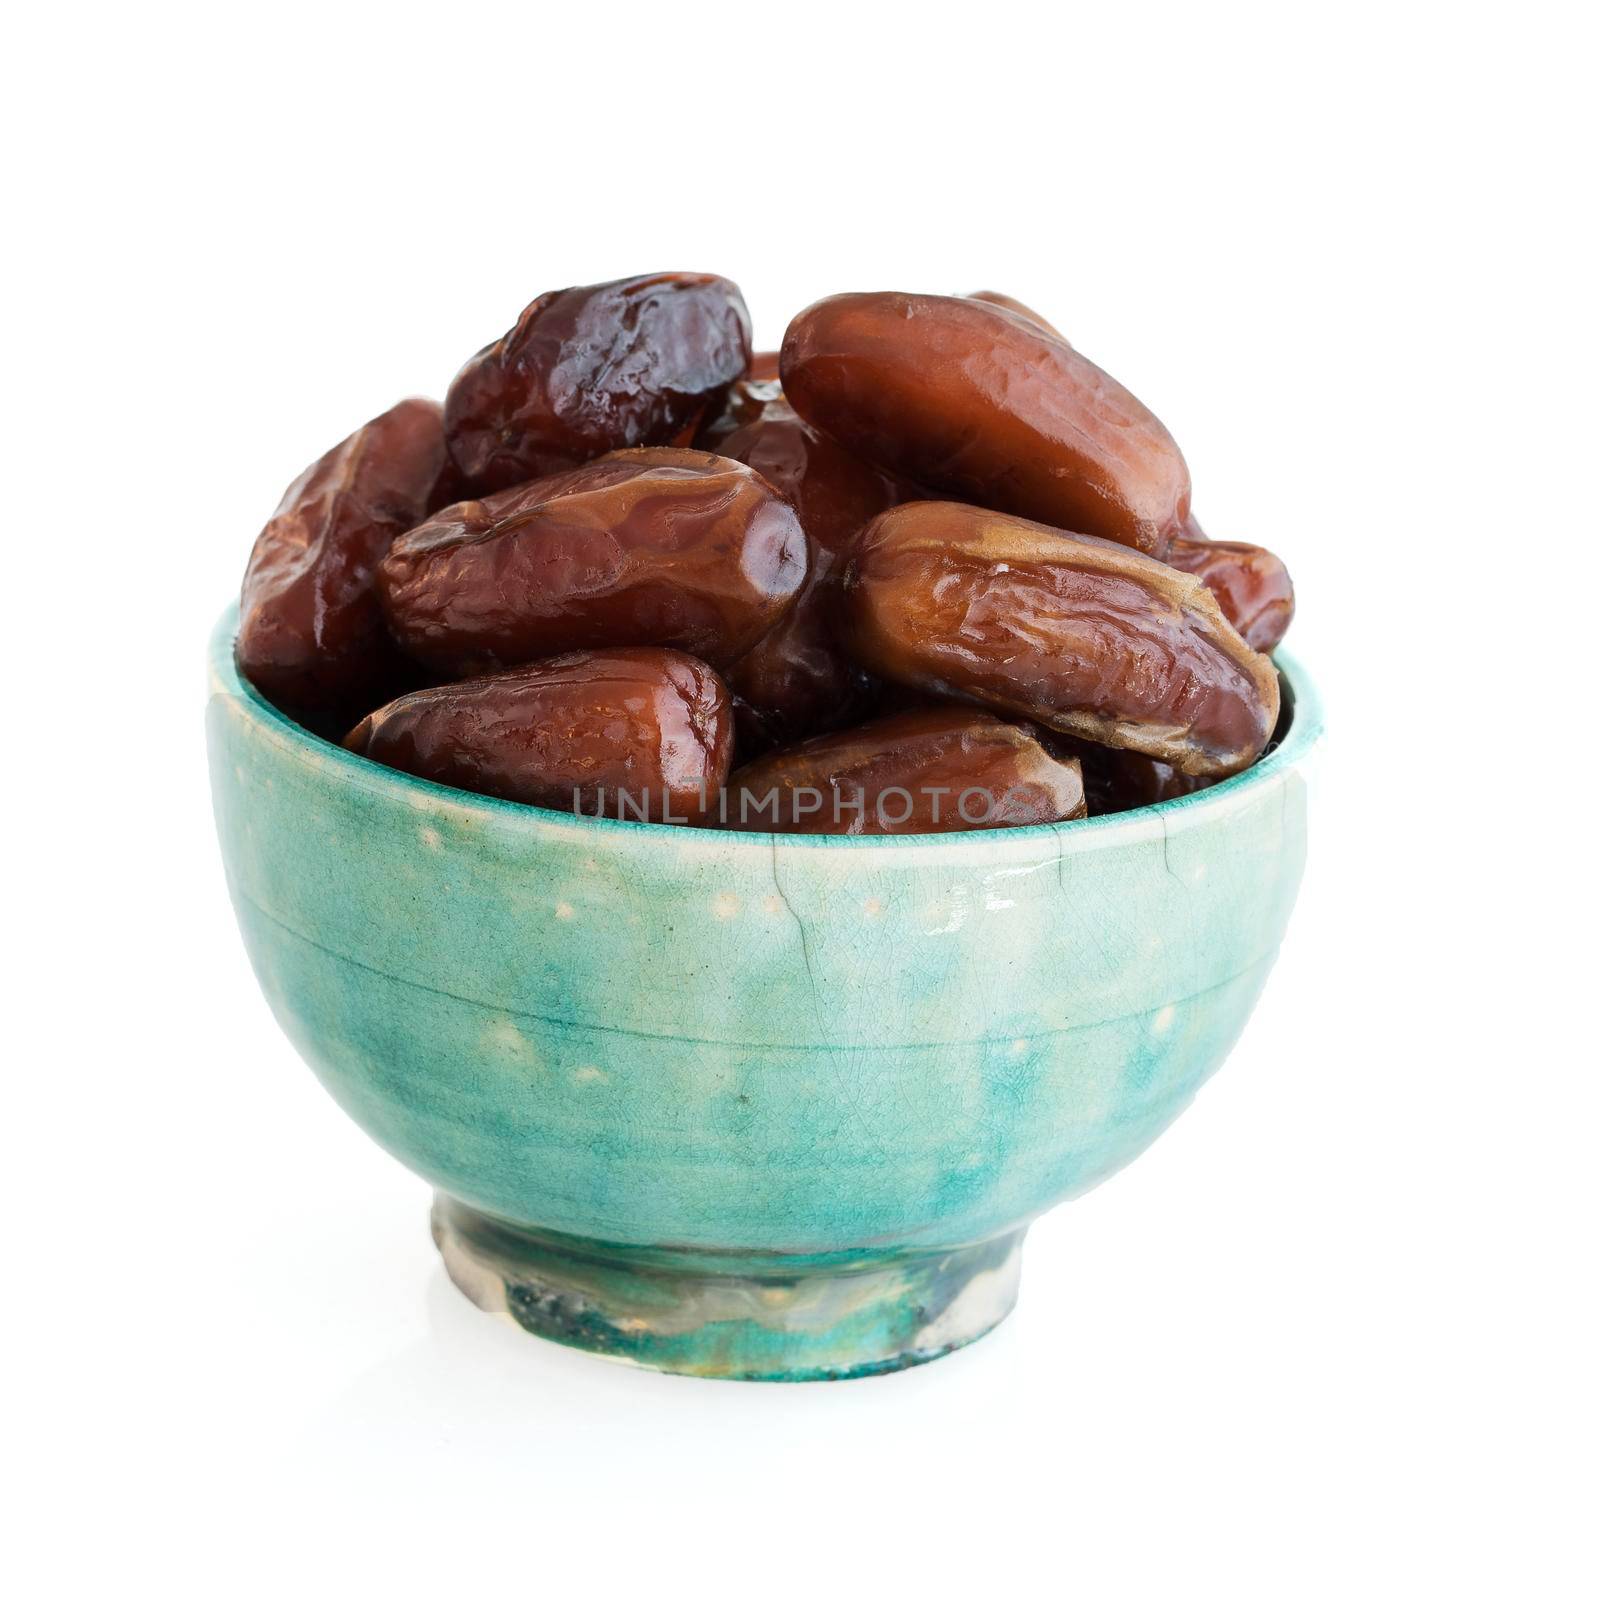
left=210, top=602, right=1323, bottom=854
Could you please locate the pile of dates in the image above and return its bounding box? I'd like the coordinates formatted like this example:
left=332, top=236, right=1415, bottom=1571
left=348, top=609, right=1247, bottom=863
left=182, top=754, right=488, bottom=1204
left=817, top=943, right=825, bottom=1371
left=237, top=274, right=1293, bottom=835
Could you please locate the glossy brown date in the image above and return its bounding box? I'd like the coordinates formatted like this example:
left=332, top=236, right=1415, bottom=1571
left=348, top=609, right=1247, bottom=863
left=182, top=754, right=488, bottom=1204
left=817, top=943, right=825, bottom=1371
left=342, top=648, right=732, bottom=823
left=782, top=292, right=1190, bottom=554
left=1164, top=535, right=1294, bottom=653
left=237, top=397, right=456, bottom=725
left=377, top=448, right=807, bottom=677
left=444, top=273, right=752, bottom=494
left=724, top=708, right=1085, bottom=835
left=842, top=501, right=1279, bottom=777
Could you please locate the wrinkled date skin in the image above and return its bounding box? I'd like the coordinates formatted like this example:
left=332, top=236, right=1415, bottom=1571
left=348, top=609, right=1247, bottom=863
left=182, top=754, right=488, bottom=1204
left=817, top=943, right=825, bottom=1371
left=1164, top=535, right=1295, bottom=653
left=237, top=397, right=457, bottom=726
left=843, top=502, right=1279, bottom=777
left=782, top=292, right=1190, bottom=554
left=444, top=273, right=752, bottom=494
left=343, top=648, right=732, bottom=824
left=966, top=289, right=1065, bottom=340
left=724, top=708, right=1085, bottom=835
left=377, top=448, right=807, bottom=677
left=696, top=378, right=910, bottom=748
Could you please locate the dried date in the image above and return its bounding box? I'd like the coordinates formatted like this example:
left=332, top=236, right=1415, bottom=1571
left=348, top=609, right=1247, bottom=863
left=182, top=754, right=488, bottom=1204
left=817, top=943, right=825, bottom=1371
left=377, top=448, right=807, bottom=677
left=782, top=291, right=1189, bottom=553
left=842, top=501, right=1279, bottom=777
left=724, top=708, right=1086, bottom=834
left=342, top=647, right=732, bottom=823
left=445, top=273, right=752, bottom=493
left=237, top=397, right=455, bottom=725
left=1164, top=535, right=1294, bottom=653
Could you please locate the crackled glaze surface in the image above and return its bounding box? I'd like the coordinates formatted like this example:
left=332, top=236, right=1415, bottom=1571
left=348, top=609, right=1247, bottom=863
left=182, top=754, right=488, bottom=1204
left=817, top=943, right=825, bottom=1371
left=208, top=605, right=1320, bottom=1377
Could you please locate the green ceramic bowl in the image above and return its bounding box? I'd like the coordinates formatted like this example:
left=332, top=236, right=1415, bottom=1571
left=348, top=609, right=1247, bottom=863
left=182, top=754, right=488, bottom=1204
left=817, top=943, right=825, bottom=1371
left=208, top=604, right=1321, bottom=1380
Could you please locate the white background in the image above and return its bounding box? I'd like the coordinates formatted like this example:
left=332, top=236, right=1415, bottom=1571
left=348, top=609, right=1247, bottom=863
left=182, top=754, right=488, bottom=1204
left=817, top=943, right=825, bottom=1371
left=5, top=3, right=1595, bottom=1595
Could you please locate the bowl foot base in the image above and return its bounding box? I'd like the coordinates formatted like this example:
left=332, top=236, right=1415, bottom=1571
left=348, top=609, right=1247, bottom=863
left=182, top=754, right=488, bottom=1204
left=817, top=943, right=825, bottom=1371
left=431, top=1195, right=1024, bottom=1381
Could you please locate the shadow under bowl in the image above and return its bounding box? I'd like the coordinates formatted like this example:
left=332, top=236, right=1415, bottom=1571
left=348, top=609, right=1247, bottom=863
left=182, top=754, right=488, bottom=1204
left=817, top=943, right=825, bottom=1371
left=207, top=605, right=1322, bottom=1380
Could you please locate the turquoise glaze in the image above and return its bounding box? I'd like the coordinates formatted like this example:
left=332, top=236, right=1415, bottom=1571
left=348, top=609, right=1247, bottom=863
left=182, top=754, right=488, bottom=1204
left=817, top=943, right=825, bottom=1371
left=207, top=605, right=1321, bottom=1380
